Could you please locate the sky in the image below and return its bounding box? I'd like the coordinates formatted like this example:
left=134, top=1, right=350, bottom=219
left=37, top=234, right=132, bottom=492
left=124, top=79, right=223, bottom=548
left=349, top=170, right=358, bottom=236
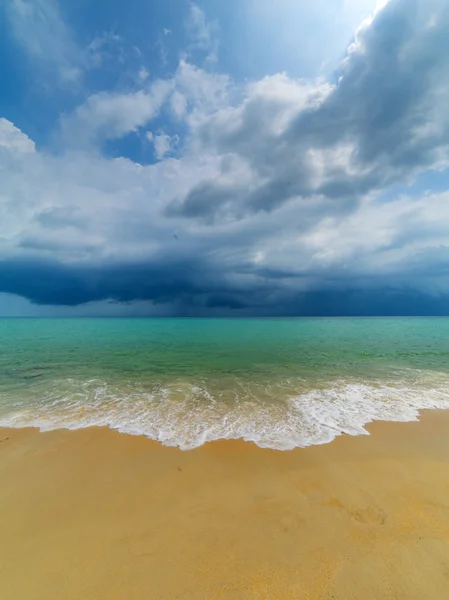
left=1, top=0, right=449, bottom=316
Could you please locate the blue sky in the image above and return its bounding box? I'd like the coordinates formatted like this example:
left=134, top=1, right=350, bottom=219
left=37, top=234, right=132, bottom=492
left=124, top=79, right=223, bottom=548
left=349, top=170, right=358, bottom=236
left=1, top=0, right=449, bottom=316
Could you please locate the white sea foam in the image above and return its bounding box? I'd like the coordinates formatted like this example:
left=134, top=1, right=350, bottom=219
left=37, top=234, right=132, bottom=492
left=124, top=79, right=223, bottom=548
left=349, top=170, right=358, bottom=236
left=1, top=372, right=449, bottom=450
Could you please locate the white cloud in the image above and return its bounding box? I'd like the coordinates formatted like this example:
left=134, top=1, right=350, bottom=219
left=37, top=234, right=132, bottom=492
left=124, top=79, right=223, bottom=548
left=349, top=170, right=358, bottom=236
left=85, top=31, right=123, bottom=69
left=0, top=118, right=35, bottom=153
left=61, top=80, right=173, bottom=146
left=138, top=67, right=150, bottom=81
left=57, top=56, right=231, bottom=148
left=173, top=59, right=231, bottom=128
left=147, top=132, right=180, bottom=160
left=186, top=4, right=219, bottom=64
left=170, top=90, right=188, bottom=120
left=0, top=119, right=222, bottom=264
left=298, top=189, right=449, bottom=285
left=6, top=0, right=83, bottom=84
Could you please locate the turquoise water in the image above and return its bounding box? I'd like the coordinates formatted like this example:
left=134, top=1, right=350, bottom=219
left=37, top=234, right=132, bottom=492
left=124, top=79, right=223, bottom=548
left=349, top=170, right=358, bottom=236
left=1, top=317, right=449, bottom=449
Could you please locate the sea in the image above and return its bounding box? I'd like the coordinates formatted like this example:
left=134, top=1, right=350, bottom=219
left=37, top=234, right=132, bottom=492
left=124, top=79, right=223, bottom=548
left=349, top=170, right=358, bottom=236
left=1, top=317, right=449, bottom=450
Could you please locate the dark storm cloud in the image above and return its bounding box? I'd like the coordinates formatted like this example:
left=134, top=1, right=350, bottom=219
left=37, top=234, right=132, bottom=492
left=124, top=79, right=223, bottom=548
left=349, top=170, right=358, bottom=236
left=0, top=258, right=210, bottom=306
left=165, top=180, right=239, bottom=221
left=2, top=256, right=449, bottom=316
left=289, top=288, right=449, bottom=317
left=0, top=256, right=279, bottom=310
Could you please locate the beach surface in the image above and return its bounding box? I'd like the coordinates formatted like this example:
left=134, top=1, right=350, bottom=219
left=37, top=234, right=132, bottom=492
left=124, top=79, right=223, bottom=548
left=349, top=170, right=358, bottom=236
left=2, top=413, right=449, bottom=599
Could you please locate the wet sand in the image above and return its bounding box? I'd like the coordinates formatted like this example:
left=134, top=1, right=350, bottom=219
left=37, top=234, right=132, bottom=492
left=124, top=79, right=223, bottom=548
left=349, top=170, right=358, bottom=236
left=1, top=412, right=449, bottom=599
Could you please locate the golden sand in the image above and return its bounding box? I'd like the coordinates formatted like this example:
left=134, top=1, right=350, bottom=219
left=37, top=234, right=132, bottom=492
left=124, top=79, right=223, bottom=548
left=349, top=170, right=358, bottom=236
left=2, top=412, right=449, bottom=599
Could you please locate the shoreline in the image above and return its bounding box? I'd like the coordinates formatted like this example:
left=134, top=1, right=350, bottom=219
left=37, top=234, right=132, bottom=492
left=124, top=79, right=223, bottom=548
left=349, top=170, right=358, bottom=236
left=2, top=411, right=449, bottom=599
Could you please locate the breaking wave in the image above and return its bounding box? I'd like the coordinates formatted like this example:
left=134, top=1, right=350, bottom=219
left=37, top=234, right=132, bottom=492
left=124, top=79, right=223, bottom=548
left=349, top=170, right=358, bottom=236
left=1, top=370, right=449, bottom=450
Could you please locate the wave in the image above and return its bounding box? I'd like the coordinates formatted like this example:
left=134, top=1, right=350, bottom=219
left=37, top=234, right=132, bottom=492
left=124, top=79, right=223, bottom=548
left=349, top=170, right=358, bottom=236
left=1, top=372, right=449, bottom=450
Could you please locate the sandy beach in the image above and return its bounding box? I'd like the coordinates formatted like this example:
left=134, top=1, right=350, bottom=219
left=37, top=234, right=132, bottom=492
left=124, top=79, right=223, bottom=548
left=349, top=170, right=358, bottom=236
left=2, top=413, right=449, bottom=599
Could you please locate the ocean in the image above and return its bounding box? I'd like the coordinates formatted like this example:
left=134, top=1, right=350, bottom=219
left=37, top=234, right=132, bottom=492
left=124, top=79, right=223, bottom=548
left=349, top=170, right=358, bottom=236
left=1, top=317, right=449, bottom=450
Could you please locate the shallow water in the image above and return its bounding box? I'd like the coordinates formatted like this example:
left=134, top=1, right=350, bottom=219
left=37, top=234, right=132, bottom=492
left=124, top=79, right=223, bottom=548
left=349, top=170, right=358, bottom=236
left=1, top=317, right=449, bottom=449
